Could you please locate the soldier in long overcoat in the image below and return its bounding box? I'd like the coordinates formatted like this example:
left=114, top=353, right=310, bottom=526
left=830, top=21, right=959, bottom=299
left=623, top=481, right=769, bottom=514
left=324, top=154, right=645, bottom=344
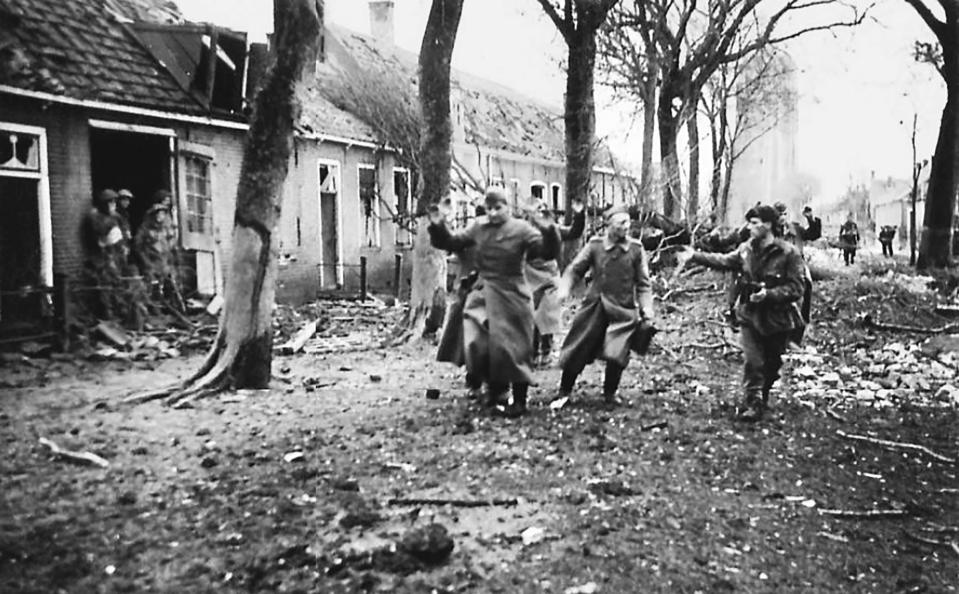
left=523, top=197, right=586, bottom=367
left=428, top=187, right=559, bottom=417
left=555, top=206, right=654, bottom=406
left=680, top=204, right=806, bottom=422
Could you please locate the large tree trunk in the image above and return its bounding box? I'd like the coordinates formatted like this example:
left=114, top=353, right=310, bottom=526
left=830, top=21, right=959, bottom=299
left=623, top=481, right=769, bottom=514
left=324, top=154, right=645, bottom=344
left=640, top=65, right=657, bottom=207
left=658, top=93, right=682, bottom=219
left=130, top=0, right=321, bottom=406
left=405, top=0, right=464, bottom=337
left=564, top=28, right=598, bottom=221
left=918, top=35, right=959, bottom=268
left=710, top=94, right=730, bottom=221
left=685, top=102, right=700, bottom=221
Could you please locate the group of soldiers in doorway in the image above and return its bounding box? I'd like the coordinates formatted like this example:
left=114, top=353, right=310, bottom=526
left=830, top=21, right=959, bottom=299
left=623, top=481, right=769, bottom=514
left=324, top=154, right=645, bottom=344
left=429, top=187, right=814, bottom=423
left=81, top=188, right=179, bottom=321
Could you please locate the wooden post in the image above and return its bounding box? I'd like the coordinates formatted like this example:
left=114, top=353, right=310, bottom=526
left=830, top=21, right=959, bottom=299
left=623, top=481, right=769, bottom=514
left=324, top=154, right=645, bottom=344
left=360, top=256, right=368, bottom=301
left=53, top=272, right=70, bottom=351
left=394, top=253, right=403, bottom=299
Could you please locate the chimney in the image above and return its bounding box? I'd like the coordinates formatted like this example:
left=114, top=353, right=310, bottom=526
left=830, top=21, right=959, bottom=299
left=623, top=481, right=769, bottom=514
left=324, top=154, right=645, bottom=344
left=369, top=0, right=394, bottom=45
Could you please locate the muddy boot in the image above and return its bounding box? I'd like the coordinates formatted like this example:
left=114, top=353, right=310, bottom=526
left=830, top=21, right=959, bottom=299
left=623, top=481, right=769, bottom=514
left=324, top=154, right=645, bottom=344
left=736, top=392, right=765, bottom=422
left=603, top=363, right=625, bottom=406
left=498, top=383, right=528, bottom=418
left=485, top=383, right=509, bottom=408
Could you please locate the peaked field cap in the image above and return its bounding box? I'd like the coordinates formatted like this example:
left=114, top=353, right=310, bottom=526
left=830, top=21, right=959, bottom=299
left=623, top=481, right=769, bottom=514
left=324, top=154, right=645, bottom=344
left=745, top=204, right=779, bottom=224
left=484, top=186, right=509, bottom=205
left=96, top=188, right=119, bottom=203
left=604, top=204, right=629, bottom=220
left=118, top=188, right=134, bottom=198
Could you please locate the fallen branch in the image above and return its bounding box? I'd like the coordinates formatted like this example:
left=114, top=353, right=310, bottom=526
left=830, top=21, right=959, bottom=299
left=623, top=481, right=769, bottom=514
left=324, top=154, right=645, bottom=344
left=641, top=420, right=668, bottom=431
left=861, top=314, right=959, bottom=335
left=277, top=319, right=318, bottom=355
left=39, top=437, right=109, bottom=468
left=818, top=508, right=907, bottom=519
left=387, top=497, right=518, bottom=508
left=836, top=430, right=957, bottom=464
left=825, top=409, right=846, bottom=423
left=906, top=532, right=959, bottom=556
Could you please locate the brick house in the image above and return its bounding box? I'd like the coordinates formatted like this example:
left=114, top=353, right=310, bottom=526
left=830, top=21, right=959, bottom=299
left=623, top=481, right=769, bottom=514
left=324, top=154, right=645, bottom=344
left=0, top=0, right=407, bottom=325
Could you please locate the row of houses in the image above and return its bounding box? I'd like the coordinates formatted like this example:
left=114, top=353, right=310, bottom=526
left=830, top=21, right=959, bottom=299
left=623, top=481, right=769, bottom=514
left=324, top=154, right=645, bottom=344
left=0, top=0, right=635, bottom=332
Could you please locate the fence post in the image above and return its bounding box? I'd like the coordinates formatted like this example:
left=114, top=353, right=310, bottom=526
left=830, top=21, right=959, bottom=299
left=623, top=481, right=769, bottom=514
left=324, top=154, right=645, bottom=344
left=359, top=256, right=368, bottom=301
left=393, top=253, right=403, bottom=299
left=53, top=272, right=71, bottom=351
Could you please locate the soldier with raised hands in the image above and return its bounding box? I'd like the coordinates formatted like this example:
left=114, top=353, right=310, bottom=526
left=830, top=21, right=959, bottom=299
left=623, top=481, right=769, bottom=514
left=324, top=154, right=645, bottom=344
left=427, top=187, right=560, bottom=418
left=554, top=205, right=654, bottom=406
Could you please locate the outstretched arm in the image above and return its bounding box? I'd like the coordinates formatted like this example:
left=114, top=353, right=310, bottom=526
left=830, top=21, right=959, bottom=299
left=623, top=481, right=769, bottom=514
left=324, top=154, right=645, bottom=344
left=427, top=208, right=476, bottom=253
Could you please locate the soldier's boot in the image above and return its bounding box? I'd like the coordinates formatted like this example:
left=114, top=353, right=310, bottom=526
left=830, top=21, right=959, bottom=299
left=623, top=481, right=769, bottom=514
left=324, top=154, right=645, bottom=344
left=485, top=383, right=509, bottom=408
left=538, top=334, right=554, bottom=367
left=498, top=383, right=528, bottom=418
left=736, top=391, right=766, bottom=423
left=603, top=363, right=625, bottom=407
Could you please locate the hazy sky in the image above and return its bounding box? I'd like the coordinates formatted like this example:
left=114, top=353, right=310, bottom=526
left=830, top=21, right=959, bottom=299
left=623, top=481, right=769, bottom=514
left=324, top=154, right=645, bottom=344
left=174, top=0, right=943, bottom=202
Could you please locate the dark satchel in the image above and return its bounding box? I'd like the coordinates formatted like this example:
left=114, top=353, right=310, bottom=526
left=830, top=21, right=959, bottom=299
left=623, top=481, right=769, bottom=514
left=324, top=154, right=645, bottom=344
left=630, top=319, right=658, bottom=355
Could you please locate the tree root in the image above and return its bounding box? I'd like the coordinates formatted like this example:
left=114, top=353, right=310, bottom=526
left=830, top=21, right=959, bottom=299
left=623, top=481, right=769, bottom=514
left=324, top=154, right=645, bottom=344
left=124, top=330, right=234, bottom=406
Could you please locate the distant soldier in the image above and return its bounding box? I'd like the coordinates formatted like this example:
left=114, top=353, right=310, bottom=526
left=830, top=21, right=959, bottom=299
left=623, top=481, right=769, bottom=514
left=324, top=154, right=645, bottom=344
left=116, top=188, right=135, bottom=270
left=555, top=205, right=654, bottom=406
left=879, top=225, right=896, bottom=257
left=135, top=202, right=178, bottom=306
left=839, top=214, right=860, bottom=265
left=428, top=187, right=560, bottom=418
left=678, top=204, right=806, bottom=422
left=81, top=189, right=124, bottom=318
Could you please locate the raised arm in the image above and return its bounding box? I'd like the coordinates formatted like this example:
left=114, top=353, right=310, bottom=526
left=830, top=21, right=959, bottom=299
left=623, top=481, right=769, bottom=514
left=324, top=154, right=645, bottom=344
left=427, top=216, right=476, bottom=253
left=559, top=205, right=586, bottom=241
left=688, top=246, right=744, bottom=272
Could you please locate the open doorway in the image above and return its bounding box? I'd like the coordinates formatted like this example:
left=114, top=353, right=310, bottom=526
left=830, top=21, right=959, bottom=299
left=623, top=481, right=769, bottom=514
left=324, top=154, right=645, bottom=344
left=89, top=125, right=173, bottom=242
left=0, top=177, right=42, bottom=323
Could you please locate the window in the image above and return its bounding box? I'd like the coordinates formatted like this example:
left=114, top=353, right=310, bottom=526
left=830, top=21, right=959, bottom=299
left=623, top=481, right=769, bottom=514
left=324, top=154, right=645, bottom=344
left=359, top=165, right=380, bottom=247
left=530, top=182, right=546, bottom=201
left=184, top=155, right=212, bottom=234
left=393, top=168, right=412, bottom=246
left=551, top=183, right=562, bottom=211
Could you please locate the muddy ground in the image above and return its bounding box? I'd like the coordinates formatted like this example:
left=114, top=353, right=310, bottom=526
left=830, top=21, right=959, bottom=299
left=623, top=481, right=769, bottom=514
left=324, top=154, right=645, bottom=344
left=1, top=251, right=958, bottom=593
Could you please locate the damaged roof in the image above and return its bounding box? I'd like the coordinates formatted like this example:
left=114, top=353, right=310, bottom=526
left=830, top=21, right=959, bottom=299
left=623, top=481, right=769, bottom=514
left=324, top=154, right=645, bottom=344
left=0, top=0, right=203, bottom=113
left=326, top=24, right=567, bottom=163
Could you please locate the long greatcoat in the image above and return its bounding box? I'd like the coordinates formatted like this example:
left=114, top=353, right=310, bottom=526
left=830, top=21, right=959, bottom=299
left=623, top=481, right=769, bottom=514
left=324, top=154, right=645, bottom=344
left=429, top=216, right=558, bottom=385
left=435, top=248, right=476, bottom=366
left=558, top=235, right=654, bottom=370
left=525, top=210, right=585, bottom=335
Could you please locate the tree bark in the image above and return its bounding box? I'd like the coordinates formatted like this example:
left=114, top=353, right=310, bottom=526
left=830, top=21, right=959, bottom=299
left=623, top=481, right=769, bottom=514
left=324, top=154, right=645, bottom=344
left=130, top=0, right=321, bottom=406
left=640, top=65, right=657, bottom=206
left=407, top=0, right=464, bottom=335
left=685, top=101, right=700, bottom=221
left=658, top=92, right=682, bottom=219
left=918, top=30, right=959, bottom=268
left=565, top=28, right=598, bottom=219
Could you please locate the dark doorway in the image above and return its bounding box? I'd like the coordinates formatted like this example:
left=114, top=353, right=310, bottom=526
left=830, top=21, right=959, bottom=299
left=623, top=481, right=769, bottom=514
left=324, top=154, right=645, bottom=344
left=0, top=177, right=42, bottom=324
left=89, top=128, right=171, bottom=237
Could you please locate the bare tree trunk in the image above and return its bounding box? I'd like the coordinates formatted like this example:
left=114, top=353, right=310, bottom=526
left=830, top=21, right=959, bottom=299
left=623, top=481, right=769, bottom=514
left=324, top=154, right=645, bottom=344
left=406, top=0, right=464, bottom=337
left=564, top=28, right=598, bottom=221
left=131, top=0, right=321, bottom=406
left=685, top=103, right=700, bottom=221
left=658, top=96, right=682, bottom=220
left=640, top=66, right=656, bottom=207
left=918, top=39, right=959, bottom=268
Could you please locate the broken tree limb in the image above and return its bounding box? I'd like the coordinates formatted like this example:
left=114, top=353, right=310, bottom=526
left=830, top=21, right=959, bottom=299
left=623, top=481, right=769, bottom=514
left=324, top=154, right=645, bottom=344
left=818, top=508, right=907, bottom=519
left=39, top=437, right=109, bottom=468
left=277, top=319, right=318, bottom=355
left=387, top=497, right=518, bottom=508
left=906, top=532, right=959, bottom=556
left=861, top=314, right=959, bottom=335
left=836, top=430, right=957, bottom=464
